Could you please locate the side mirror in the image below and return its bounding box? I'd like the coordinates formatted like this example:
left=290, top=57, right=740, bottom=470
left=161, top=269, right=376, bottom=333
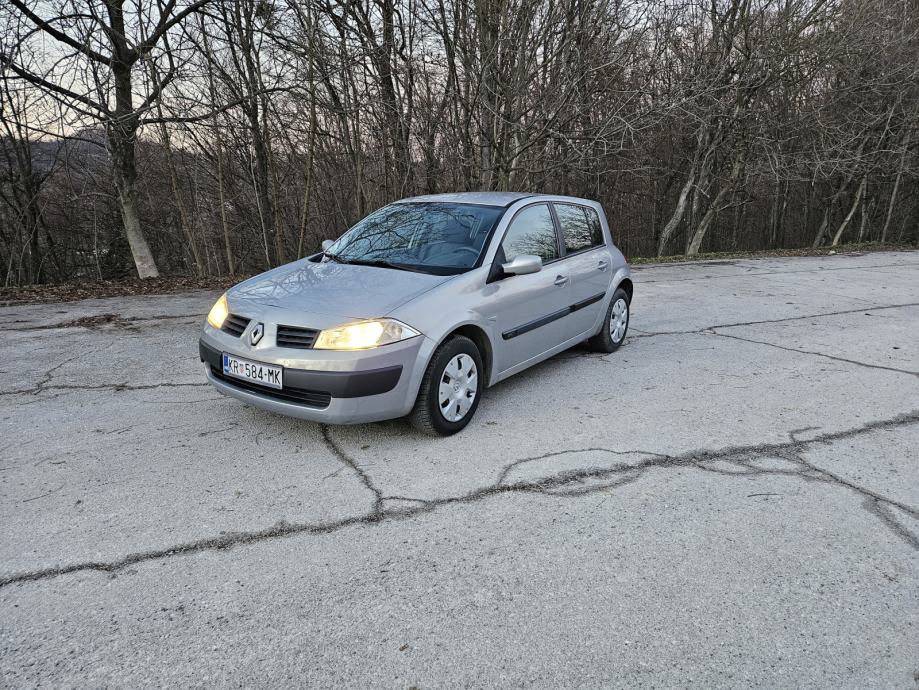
left=501, top=254, right=542, bottom=276
left=321, top=239, right=334, bottom=251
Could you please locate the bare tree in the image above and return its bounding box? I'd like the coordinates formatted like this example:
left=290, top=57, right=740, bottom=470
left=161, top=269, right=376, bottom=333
left=3, top=0, right=213, bottom=278
left=1, top=0, right=917, bottom=285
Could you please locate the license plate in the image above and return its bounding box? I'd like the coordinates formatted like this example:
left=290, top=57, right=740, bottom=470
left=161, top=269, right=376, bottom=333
left=222, top=353, right=283, bottom=389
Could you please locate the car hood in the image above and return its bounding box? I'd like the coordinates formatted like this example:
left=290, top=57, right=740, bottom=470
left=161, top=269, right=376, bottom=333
left=229, top=259, right=451, bottom=320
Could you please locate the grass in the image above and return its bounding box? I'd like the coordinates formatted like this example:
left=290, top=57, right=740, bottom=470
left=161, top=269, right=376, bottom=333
left=628, top=241, right=915, bottom=265
left=0, top=274, right=246, bottom=306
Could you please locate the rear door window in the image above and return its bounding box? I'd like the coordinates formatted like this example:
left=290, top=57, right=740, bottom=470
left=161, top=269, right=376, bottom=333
left=555, top=204, right=604, bottom=254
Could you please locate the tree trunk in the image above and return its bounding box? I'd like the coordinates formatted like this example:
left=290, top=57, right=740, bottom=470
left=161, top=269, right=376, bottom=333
left=812, top=182, right=848, bottom=247
left=814, top=140, right=864, bottom=247
left=158, top=120, right=204, bottom=275
left=881, top=129, right=910, bottom=243
left=687, top=184, right=729, bottom=255
left=857, top=196, right=874, bottom=243
left=117, top=182, right=159, bottom=279
left=269, top=144, right=285, bottom=265
left=106, top=3, right=159, bottom=279
left=476, top=0, right=499, bottom=189
left=27, top=208, right=41, bottom=283
left=248, top=154, right=272, bottom=268
left=297, top=124, right=317, bottom=258
left=687, top=151, right=746, bottom=255
left=202, top=25, right=234, bottom=275
left=215, top=144, right=234, bottom=275
left=376, top=0, right=411, bottom=195
left=108, top=125, right=159, bottom=279
left=657, top=173, right=695, bottom=255
left=831, top=174, right=867, bottom=246
left=777, top=180, right=789, bottom=248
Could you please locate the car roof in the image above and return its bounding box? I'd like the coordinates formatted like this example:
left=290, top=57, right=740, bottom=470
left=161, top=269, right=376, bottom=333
left=395, top=192, right=538, bottom=208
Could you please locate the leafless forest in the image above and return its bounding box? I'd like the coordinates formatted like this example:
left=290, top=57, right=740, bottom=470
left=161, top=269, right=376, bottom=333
left=1, top=0, right=917, bottom=284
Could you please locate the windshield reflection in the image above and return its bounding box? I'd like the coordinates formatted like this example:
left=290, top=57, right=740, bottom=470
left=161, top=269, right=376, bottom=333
left=326, top=203, right=504, bottom=275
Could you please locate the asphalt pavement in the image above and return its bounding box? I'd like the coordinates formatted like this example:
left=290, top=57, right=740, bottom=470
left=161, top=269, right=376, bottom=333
left=1, top=251, right=918, bottom=688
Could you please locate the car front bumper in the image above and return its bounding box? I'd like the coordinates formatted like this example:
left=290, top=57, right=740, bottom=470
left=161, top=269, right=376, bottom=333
left=199, top=327, right=434, bottom=424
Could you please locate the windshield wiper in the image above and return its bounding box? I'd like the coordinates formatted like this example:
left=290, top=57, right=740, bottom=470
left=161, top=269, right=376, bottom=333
left=344, top=258, right=430, bottom=274
left=323, top=251, right=347, bottom=263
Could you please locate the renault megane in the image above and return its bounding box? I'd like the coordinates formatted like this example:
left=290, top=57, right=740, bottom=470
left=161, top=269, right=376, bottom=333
left=199, top=192, right=632, bottom=435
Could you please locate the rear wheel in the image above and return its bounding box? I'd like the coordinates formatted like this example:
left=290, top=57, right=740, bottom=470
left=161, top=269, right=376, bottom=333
left=588, top=287, right=630, bottom=353
left=410, top=335, right=483, bottom=436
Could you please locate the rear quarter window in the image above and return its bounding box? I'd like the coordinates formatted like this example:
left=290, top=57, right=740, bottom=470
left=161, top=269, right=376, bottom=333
left=584, top=207, right=605, bottom=245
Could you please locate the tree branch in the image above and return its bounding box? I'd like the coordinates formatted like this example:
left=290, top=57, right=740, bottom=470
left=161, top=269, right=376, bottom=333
left=135, top=0, right=215, bottom=58
left=1, top=60, right=111, bottom=117
left=9, top=0, right=111, bottom=65
left=139, top=87, right=288, bottom=124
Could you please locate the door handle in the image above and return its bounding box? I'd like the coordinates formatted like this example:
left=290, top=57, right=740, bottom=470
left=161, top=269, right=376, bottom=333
left=554, top=275, right=569, bottom=286
left=597, top=260, right=609, bottom=271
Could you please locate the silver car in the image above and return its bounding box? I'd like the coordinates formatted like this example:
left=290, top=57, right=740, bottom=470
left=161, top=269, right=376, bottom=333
left=199, top=192, right=632, bottom=435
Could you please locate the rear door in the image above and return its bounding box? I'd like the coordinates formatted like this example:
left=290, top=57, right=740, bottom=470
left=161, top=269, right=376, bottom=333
left=489, top=203, right=571, bottom=375
left=552, top=203, right=612, bottom=336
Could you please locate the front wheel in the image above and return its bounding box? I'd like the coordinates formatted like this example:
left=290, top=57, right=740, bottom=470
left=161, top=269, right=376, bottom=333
left=588, top=287, right=630, bottom=353
left=410, top=335, right=484, bottom=436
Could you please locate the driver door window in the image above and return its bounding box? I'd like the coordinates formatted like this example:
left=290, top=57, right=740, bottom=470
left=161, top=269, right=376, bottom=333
left=499, top=204, right=559, bottom=264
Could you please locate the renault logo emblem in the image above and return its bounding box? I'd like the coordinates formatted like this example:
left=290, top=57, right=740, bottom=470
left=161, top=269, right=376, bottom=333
left=250, top=322, right=265, bottom=346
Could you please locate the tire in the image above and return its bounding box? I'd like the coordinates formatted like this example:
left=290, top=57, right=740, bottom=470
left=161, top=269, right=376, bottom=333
left=588, top=287, right=630, bottom=353
left=410, top=335, right=484, bottom=436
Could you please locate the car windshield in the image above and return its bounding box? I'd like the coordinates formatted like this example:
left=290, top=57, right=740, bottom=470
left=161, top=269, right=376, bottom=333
left=325, top=202, right=504, bottom=275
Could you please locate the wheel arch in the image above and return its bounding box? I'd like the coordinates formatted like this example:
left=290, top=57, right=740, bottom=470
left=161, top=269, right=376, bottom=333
left=616, top=277, right=634, bottom=302
left=435, top=323, right=494, bottom=388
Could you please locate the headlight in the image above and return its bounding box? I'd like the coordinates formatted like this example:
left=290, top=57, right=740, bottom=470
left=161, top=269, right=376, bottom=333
left=314, top=319, right=420, bottom=350
left=207, top=293, right=229, bottom=329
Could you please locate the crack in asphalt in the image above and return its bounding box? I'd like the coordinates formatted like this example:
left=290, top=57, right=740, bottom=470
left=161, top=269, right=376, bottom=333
left=708, top=330, right=919, bottom=377
left=0, top=347, right=209, bottom=399
left=6, top=303, right=913, bottom=401
left=864, top=498, right=919, bottom=551
left=495, top=446, right=668, bottom=485
left=0, top=380, right=209, bottom=398
left=0, top=346, right=205, bottom=400
left=2, top=312, right=202, bottom=332
left=320, top=424, right=384, bottom=519
left=629, top=301, right=919, bottom=340
left=2, top=410, right=917, bottom=590
left=27, top=355, right=80, bottom=396
left=626, top=300, right=919, bottom=378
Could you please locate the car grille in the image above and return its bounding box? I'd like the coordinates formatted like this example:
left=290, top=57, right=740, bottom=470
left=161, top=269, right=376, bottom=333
left=276, top=325, right=320, bottom=349
left=221, top=313, right=250, bottom=337
left=210, top=366, right=332, bottom=408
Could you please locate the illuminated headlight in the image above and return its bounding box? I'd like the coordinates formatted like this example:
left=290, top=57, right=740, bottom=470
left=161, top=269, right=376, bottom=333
left=314, top=319, right=420, bottom=350
left=207, top=293, right=229, bottom=329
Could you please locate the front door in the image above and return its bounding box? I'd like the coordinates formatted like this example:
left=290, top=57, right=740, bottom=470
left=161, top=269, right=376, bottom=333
left=489, top=203, right=571, bottom=375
